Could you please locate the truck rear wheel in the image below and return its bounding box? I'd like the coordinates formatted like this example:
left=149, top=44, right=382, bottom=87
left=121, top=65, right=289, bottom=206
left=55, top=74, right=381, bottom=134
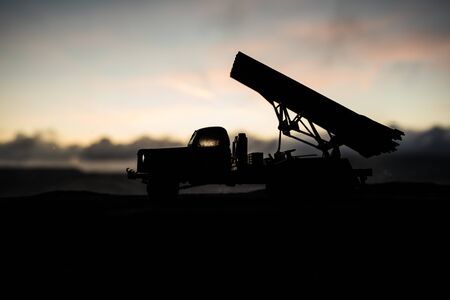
left=146, top=179, right=179, bottom=201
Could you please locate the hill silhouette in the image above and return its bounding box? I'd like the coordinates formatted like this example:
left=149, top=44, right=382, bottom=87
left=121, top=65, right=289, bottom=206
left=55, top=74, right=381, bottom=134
left=1, top=184, right=447, bottom=290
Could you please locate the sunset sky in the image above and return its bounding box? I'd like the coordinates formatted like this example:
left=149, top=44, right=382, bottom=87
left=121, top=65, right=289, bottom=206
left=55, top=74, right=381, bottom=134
left=1, top=0, right=449, bottom=146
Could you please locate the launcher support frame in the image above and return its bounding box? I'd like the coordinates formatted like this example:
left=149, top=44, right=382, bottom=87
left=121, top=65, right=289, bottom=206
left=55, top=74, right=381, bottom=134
left=270, top=101, right=341, bottom=158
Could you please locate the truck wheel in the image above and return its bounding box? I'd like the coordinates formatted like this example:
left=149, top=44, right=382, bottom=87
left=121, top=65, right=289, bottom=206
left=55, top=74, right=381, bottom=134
left=146, top=179, right=179, bottom=201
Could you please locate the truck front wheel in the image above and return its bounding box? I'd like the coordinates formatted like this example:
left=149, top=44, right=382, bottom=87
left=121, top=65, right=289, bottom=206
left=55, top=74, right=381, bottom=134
left=146, top=179, right=179, bottom=200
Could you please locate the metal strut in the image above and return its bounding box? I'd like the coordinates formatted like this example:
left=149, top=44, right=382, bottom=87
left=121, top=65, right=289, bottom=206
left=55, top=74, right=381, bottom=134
left=270, top=101, right=341, bottom=157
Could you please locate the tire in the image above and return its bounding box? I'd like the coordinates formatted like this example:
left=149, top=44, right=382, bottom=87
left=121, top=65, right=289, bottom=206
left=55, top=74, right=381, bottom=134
left=146, top=178, right=179, bottom=201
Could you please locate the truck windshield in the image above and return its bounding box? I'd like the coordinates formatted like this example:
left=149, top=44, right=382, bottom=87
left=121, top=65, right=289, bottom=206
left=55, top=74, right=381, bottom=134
left=198, top=137, right=220, bottom=147
left=188, top=127, right=228, bottom=148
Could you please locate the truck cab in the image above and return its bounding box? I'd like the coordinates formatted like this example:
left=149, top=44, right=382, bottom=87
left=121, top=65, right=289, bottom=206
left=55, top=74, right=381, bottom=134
left=187, top=126, right=231, bottom=182
left=128, top=126, right=232, bottom=198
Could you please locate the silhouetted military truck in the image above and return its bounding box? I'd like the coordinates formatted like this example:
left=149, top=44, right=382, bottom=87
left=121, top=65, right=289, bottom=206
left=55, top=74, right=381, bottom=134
left=127, top=52, right=404, bottom=198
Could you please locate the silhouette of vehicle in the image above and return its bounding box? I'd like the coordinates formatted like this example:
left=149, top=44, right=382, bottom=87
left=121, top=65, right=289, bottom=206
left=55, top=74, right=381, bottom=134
left=127, top=52, right=404, bottom=199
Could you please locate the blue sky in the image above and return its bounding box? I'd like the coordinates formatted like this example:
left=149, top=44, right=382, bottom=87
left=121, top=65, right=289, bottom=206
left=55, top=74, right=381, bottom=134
left=1, top=0, right=449, bottom=145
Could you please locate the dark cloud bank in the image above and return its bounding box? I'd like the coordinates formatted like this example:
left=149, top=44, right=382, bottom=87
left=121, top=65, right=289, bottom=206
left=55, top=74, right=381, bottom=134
left=0, top=127, right=449, bottom=185
left=0, top=133, right=182, bottom=162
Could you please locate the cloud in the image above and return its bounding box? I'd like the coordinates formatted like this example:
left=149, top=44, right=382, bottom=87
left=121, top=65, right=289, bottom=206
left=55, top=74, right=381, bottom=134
left=0, top=131, right=182, bottom=165
left=79, top=136, right=183, bottom=161
left=0, top=131, right=79, bottom=161
left=396, top=126, right=450, bottom=156
left=156, top=74, right=216, bottom=101
left=281, top=15, right=450, bottom=69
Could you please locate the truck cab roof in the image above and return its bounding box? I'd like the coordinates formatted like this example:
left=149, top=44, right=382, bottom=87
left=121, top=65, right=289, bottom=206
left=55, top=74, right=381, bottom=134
left=188, top=127, right=230, bottom=148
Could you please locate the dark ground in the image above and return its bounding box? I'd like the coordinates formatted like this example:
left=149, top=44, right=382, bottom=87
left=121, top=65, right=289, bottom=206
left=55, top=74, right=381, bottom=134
left=0, top=182, right=448, bottom=294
